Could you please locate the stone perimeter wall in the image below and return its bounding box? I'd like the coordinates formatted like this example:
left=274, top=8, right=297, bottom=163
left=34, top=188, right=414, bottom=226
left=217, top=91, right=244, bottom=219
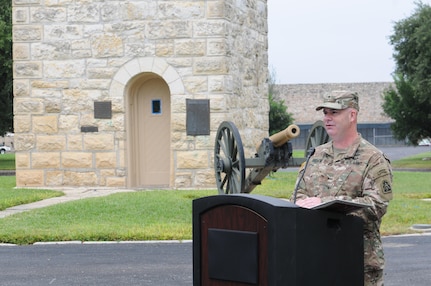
left=12, top=0, right=269, bottom=189
left=275, top=82, right=394, bottom=124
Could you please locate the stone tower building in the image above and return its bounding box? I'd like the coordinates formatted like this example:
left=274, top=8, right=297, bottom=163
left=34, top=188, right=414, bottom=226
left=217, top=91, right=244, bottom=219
left=12, top=1, right=269, bottom=189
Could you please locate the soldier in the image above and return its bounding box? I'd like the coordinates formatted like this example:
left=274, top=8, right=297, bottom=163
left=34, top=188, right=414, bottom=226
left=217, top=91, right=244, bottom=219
left=293, top=91, right=393, bottom=286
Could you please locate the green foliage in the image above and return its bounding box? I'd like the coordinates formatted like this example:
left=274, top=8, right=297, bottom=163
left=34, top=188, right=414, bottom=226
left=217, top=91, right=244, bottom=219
left=382, top=75, right=430, bottom=143
left=0, top=0, right=13, bottom=135
left=269, top=94, right=294, bottom=135
left=268, top=68, right=294, bottom=135
left=383, top=2, right=431, bottom=144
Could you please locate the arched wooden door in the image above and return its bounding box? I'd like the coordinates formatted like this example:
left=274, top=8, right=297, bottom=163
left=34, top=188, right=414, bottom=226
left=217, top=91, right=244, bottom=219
left=128, top=75, right=171, bottom=188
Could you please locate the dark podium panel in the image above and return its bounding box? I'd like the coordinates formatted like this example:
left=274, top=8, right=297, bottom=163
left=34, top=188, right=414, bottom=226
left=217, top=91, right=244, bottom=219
left=193, top=194, right=364, bottom=286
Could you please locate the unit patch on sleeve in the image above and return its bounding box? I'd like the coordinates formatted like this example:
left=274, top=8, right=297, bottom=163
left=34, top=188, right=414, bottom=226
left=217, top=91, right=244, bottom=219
left=382, top=180, right=392, bottom=194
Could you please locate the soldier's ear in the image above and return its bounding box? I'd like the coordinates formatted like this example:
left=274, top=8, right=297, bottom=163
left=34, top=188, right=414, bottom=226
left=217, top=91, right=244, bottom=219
left=348, top=108, right=357, bottom=122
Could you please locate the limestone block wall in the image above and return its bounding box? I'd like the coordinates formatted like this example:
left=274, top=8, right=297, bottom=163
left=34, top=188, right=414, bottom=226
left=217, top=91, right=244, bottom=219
left=223, top=0, right=270, bottom=148
left=12, top=0, right=269, bottom=189
left=275, top=82, right=394, bottom=124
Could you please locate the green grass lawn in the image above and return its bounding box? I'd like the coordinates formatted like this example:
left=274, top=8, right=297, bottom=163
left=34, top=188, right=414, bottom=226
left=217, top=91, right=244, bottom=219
left=0, top=152, right=430, bottom=244
left=0, top=176, right=63, bottom=211
left=391, top=150, right=431, bottom=168
left=0, top=153, right=15, bottom=170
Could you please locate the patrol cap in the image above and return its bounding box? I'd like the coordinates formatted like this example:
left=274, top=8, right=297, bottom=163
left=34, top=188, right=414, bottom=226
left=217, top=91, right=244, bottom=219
left=315, top=91, right=359, bottom=111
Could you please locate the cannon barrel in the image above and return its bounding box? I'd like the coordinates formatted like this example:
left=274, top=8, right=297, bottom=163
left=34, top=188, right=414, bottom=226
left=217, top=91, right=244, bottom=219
left=255, top=124, right=300, bottom=152
left=269, top=124, right=300, bottom=147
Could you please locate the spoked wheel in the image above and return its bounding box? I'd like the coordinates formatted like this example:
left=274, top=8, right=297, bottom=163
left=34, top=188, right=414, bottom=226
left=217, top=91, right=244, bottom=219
left=214, top=121, right=246, bottom=194
left=305, top=120, right=330, bottom=156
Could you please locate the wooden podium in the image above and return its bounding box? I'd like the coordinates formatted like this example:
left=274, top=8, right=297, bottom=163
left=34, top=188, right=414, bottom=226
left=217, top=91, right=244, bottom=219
left=193, top=194, right=364, bottom=286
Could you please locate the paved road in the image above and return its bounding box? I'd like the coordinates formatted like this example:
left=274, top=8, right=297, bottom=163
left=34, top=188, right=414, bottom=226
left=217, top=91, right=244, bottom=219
left=378, top=146, right=431, bottom=161
left=383, top=234, right=431, bottom=286
left=1, top=234, right=430, bottom=286
left=0, top=242, right=193, bottom=286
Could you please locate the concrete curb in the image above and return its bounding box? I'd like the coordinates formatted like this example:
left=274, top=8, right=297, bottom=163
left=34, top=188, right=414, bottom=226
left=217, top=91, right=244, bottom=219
left=0, top=240, right=193, bottom=247
left=410, top=224, right=431, bottom=232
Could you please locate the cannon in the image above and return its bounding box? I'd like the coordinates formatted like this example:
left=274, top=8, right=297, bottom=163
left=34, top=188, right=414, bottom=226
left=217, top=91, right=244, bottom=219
left=214, top=120, right=330, bottom=194
left=214, top=121, right=300, bottom=194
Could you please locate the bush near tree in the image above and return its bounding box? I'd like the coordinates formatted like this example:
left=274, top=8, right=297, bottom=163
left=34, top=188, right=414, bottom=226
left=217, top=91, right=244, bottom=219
left=268, top=69, right=294, bottom=135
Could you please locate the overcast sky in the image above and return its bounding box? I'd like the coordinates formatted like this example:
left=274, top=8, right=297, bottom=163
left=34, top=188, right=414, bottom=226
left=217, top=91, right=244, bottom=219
left=268, top=0, right=431, bottom=84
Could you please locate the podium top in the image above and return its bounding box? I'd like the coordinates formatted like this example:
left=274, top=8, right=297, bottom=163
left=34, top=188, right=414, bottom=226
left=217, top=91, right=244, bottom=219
left=195, top=194, right=298, bottom=208
left=231, top=194, right=298, bottom=207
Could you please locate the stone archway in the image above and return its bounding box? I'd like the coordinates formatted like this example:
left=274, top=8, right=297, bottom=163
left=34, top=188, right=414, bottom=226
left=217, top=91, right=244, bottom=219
left=110, top=58, right=184, bottom=188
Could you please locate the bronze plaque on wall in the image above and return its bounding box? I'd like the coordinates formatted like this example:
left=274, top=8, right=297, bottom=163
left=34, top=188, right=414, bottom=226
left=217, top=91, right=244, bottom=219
left=186, top=99, right=210, bottom=136
left=94, top=101, right=112, bottom=119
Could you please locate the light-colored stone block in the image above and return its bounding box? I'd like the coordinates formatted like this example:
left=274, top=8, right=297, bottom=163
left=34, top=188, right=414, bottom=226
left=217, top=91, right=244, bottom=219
left=84, top=134, right=114, bottom=150
left=63, top=171, right=97, bottom=187
left=177, top=150, right=209, bottom=169
left=32, top=115, right=58, bottom=134
left=46, top=170, right=63, bottom=186
left=14, top=134, right=35, bottom=151
left=13, top=43, right=30, bottom=59
left=15, top=152, right=30, bottom=168
left=62, top=152, right=93, bottom=168
left=32, top=152, right=61, bottom=168
left=37, top=135, right=66, bottom=151
left=174, top=172, right=193, bottom=188
left=13, top=115, right=31, bottom=133
left=16, top=170, right=44, bottom=187
left=95, top=152, right=116, bottom=168
left=67, top=134, right=83, bottom=151
left=105, top=176, right=126, bottom=187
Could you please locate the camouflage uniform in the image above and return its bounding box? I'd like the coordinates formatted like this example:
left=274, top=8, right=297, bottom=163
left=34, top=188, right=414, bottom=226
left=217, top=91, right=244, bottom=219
left=294, top=134, right=393, bottom=286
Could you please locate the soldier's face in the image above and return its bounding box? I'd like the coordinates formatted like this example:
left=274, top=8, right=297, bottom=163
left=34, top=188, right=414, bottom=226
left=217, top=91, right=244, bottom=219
left=322, top=108, right=351, bottom=138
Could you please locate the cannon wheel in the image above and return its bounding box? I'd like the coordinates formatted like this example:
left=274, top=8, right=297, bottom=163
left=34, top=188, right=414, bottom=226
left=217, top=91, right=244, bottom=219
left=214, top=121, right=245, bottom=194
left=305, top=120, right=330, bottom=156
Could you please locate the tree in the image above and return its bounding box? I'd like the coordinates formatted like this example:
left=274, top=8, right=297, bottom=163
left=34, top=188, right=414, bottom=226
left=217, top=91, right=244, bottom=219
left=0, top=0, right=13, bottom=135
left=382, top=2, right=431, bottom=144
left=268, top=68, right=294, bottom=136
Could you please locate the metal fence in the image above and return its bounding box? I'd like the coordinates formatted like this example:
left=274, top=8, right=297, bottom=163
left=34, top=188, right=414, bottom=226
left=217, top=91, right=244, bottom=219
left=290, top=123, right=406, bottom=150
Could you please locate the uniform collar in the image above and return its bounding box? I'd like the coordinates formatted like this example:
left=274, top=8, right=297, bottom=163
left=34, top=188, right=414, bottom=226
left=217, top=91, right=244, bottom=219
left=321, top=134, right=362, bottom=159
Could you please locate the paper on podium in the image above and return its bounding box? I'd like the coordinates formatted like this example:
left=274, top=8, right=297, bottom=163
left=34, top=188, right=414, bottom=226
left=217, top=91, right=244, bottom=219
left=312, top=199, right=371, bottom=214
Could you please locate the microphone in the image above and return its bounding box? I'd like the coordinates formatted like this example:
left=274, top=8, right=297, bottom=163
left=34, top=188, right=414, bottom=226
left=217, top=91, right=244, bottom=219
left=293, top=147, right=316, bottom=204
